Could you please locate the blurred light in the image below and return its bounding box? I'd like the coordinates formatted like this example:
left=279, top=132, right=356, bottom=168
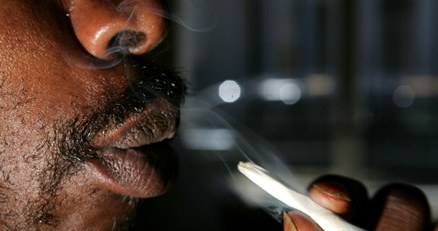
left=279, top=83, right=301, bottom=105
left=260, top=78, right=301, bottom=104
left=218, top=80, right=241, bottom=103
left=400, top=75, right=434, bottom=97
left=305, top=74, right=335, bottom=96
left=393, top=85, right=415, bottom=108
left=181, top=128, right=235, bottom=150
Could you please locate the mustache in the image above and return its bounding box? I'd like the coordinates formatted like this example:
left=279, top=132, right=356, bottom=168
left=54, top=57, right=186, bottom=163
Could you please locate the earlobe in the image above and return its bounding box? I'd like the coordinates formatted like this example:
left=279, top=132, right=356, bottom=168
left=66, top=0, right=166, bottom=59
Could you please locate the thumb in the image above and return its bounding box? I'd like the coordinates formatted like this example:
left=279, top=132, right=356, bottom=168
left=283, top=211, right=323, bottom=231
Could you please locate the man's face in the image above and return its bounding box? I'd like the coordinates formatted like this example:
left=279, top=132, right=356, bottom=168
left=0, top=0, right=184, bottom=229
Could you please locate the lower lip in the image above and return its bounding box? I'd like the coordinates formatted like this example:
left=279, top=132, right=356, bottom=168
left=86, top=142, right=178, bottom=198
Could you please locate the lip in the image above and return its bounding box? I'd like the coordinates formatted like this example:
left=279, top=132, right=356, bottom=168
left=91, top=98, right=178, bottom=149
left=87, top=98, right=179, bottom=198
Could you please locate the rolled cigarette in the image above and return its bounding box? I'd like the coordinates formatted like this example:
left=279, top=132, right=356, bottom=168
left=237, top=162, right=365, bottom=231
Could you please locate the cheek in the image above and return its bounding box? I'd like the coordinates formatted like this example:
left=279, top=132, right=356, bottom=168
left=0, top=0, right=139, bottom=180
left=0, top=2, right=128, bottom=125
left=0, top=37, right=125, bottom=129
left=0, top=108, right=57, bottom=214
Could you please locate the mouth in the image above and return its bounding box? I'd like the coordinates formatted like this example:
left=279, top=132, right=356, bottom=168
left=87, top=98, right=180, bottom=198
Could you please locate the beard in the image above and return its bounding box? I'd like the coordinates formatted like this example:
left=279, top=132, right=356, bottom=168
left=10, top=58, right=185, bottom=230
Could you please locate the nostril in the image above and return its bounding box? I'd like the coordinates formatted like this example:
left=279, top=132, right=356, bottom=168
left=67, top=0, right=165, bottom=59
left=108, top=30, right=147, bottom=53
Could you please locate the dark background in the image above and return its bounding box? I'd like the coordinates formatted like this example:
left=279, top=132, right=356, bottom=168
left=136, top=0, right=438, bottom=230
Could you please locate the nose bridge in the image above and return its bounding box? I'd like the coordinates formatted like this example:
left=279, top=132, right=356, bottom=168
left=67, top=0, right=166, bottom=59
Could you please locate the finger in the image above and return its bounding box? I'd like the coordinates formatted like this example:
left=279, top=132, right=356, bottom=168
left=283, top=211, right=323, bottom=231
left=308, top=175, right=369, bottom=227
left=432, top=222, right=438, bottom=231
left=370, top=183, right=430, bottom=231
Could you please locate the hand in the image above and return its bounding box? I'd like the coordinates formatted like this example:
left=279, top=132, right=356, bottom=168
left=283, top=175, right=434, bottom=231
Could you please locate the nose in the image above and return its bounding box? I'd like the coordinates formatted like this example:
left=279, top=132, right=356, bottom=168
left=67, top=0, right=166, bottom=59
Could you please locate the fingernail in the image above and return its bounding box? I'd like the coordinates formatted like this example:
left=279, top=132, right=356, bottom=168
left=283, top=211, right=298, bottom=231
left=312, top=181, right=351, bottom=202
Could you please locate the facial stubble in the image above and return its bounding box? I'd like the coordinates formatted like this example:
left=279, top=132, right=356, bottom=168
left=19, top=61, right=185, bottom=229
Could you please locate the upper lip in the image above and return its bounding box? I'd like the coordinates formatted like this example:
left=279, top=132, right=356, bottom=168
left=91, top=98, right=179, bottom=149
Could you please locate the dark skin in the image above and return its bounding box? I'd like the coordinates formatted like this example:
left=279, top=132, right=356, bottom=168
left=0, top=0, right=433, bottom=230
left=283, top=176, right=436, bottom=231
left=0, top=0, right=184, bottom=230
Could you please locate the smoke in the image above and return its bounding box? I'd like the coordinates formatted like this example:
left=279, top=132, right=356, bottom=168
left=115, top=0, right=218, bottom=32
left=62, top=0, right=295, bottom=224
left=62, top=47, right=128, bottom=70
left=63, top=0, right=217, bottom=70
left=179, top=96, right=305, bottom=222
